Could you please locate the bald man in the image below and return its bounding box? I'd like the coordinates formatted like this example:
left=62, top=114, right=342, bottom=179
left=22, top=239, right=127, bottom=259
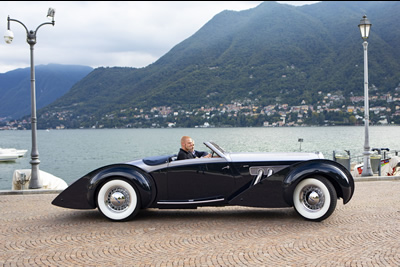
left=177, top=136, right=211, bottom=160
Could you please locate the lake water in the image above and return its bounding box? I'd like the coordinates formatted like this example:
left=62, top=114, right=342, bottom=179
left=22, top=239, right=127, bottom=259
left=1, top=126, right=399, bottom=190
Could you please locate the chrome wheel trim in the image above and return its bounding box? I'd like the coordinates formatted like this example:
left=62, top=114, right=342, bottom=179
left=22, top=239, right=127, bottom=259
left=105, top=186, right=131, bottom=213
left=300, top=185, right=325, bottom=212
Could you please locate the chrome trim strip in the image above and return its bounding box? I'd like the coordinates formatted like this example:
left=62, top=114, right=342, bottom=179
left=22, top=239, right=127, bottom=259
left=157, top=198, right=225, bottom=205
left=249, top=166, right=288, bottom=176
left=167, top=156, right=227, bottom=167
left=254, top=169, right=264, bottom=185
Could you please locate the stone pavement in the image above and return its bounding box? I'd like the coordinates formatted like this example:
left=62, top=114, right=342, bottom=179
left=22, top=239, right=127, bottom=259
left=0, top=180, right=399, bottom=266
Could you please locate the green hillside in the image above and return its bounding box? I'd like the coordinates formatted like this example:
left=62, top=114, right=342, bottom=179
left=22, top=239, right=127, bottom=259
left=37, top=1, right=400, bottom=129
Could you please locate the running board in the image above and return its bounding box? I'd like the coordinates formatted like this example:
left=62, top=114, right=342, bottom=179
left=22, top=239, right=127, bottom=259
left=157, top=197, right=225, bottom=205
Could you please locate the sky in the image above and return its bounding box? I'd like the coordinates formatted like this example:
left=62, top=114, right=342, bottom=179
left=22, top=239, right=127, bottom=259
left=0, top=1, right=319, bottom=74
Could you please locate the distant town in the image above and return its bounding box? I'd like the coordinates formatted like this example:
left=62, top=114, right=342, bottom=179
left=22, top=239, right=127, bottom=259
left=1, top=89, right=400, bottom=130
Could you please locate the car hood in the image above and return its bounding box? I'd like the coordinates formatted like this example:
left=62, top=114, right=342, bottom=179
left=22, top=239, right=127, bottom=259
left=227, top=152, right=324, bottom=162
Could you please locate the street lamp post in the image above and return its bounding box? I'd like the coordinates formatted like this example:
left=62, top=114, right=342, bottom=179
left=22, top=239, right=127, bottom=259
left=358, top=15, right=373, bottom=177
left=4, top=8, right=55, bottom=188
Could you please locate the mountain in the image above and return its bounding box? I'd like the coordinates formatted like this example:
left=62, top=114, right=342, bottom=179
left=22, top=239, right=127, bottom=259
left=38, top=1, right=400, bottom=128
left=0, top=64, right=93, bottom=119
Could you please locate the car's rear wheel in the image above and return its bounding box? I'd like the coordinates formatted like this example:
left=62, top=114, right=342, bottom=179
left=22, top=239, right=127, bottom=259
left=96, top=179, right=141, bottom=221
left=293, top=176, right=337, bottom=221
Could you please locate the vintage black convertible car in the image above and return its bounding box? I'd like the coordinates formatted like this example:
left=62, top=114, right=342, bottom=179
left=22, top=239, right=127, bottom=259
left=52, top=141, right=355, bottom=222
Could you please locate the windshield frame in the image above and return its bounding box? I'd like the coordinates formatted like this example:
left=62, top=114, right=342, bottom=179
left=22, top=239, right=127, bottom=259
left=204, top=141, right=229, bottom=160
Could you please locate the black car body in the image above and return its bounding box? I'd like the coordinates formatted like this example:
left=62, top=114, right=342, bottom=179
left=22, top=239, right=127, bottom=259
left=52, top=142, right=355, bottom=222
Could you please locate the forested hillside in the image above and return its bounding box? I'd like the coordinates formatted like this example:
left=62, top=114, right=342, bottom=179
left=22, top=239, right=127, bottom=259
left=0, top=64, right=93, bottom=119
left=21, top=1, right=400, bottom=128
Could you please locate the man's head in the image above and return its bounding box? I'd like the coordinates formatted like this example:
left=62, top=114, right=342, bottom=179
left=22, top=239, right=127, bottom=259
left=181, top=136, right=194, bottom=152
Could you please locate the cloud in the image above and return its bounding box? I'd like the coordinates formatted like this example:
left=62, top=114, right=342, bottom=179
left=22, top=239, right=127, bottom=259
left=0, top=1, right=318, bottom=73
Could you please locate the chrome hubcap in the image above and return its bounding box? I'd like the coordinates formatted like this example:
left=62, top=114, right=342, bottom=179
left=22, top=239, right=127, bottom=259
left=308, top=191, right=320, bottom=205
left=105, top=187, right=130, bottom=212
left=301, top=186, right=324, bottom=211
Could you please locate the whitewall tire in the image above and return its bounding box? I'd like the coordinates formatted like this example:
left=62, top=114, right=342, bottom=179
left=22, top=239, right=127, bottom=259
left=293, top=177, right=337, bottom=221
left=97, top=179, right=140, bottom=221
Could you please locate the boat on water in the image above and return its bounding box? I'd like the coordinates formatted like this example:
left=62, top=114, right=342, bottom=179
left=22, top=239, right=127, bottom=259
left=12, top=169, right=68, bottom=190
left=0, top=153, right=19, bottom=162
left=0, top=148, right=28, bottom=162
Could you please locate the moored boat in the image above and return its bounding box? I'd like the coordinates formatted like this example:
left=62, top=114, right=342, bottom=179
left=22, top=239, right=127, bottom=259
left=0, top=153, right=19, bottom=162
left=0, top=148, right=28, bottom=162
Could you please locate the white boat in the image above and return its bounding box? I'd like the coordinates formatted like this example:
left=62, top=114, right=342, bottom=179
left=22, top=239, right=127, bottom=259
left=12, top=169, right=68, bottom=190
left=0, top=153, right=19, bottom=162
left=0, top=148, right=28, bottom=162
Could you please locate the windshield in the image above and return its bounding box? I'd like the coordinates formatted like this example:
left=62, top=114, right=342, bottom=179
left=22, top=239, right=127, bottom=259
left=204, top=141, right=226, bottom=158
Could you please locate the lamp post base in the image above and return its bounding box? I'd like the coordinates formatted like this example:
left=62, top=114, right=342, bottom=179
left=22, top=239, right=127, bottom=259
left=29, top=161, right=42, bottom=189
left=361, top=150, right=374, bottom=177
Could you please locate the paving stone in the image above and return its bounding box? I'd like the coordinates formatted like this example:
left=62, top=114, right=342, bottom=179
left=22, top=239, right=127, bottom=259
left=0, top=180, right=399, bottom=266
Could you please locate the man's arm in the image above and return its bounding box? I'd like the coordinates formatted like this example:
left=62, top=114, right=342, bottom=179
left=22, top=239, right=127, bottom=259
left=194, top=150, right=211, bottom=158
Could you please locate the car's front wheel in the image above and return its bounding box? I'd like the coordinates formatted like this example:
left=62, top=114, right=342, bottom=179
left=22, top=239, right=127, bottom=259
left=96, top=179, right=141, bottom=221
left=293, top=176, right=337, bottom=221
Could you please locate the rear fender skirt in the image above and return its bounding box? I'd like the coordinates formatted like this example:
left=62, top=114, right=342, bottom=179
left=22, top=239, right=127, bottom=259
left=52, top=164, right=156, bottom=210
left=282, top=159, right=355, bottom=206
left=52, top=175, right=95, bottom=209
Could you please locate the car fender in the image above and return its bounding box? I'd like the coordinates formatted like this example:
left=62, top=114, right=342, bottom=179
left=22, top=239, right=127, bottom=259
left=88, top=164, right=156, bottom=209
left=282, top=159, right=355, bottom=206
left=52, top=164, right=156, bottom=210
